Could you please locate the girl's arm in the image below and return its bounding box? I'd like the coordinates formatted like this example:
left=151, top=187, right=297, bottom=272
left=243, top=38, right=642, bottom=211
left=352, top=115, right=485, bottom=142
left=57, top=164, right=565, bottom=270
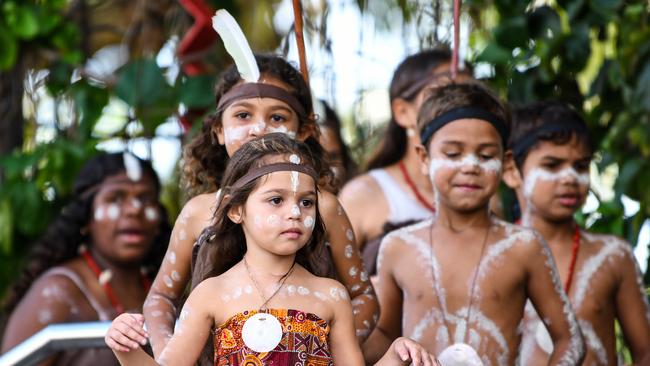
left=143, top=193, right=215, bottom=356
left=326, top=280, right=436, bottom=366
left=525, top=234, right=585, bottom=365
left=614, top=240, right=650, bottom=362
left=320, top=190, right=379, bottom=342
left=107, top=281, right=215, bottom=366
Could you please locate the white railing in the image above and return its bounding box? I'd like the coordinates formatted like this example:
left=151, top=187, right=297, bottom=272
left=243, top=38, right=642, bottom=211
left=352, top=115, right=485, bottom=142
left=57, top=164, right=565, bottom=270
left=0, top=322, right=111, bottom=366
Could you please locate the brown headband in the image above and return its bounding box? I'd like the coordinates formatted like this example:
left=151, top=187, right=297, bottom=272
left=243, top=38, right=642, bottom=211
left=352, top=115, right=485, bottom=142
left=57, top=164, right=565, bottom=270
left=217, top=83, right=307, bottom=118
left=231, top=162, right=318, bottom=189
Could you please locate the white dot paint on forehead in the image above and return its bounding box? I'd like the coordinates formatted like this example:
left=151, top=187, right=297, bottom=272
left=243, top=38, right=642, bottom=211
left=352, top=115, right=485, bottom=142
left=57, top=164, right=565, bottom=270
left=106, top=204, right=120, bottom=221
left=522, top=167, right=590, bottom=199
left=145, top=207, right=159, bottom=222
left=304, top=216, right=314, bottom=229
left=289, top=154, right=301, bottom=164
left=123, top=152, right=143, bottom=181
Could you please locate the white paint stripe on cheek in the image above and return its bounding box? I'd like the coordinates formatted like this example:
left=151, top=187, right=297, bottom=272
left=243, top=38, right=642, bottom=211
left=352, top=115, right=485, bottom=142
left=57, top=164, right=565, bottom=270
left=224, top=125, right=250, bottom=144
left=303, top=215, right=314, bottom=228
left=523, top=167, right=590, bottom=198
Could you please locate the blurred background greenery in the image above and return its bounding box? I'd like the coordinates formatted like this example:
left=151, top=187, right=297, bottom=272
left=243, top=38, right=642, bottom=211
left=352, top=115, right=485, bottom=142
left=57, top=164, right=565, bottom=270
left=0, top=0, right=648, bottom=341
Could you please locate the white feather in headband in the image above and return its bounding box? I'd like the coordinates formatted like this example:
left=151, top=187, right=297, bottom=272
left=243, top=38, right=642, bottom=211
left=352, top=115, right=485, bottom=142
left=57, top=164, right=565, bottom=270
left=212, top=10, right=260, bottom=83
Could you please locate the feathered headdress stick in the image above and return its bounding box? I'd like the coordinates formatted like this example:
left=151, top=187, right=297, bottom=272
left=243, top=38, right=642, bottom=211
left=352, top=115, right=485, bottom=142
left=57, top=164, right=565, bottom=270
left=212, top=9, right=260, bottom=82
left=292, top=0, right=310, bottom=86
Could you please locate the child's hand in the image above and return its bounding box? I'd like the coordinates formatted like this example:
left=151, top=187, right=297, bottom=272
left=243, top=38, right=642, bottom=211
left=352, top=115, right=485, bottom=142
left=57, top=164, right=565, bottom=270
left=105, top=313, right=149, bottom=352
left=390, top=337, right=440, bottom=366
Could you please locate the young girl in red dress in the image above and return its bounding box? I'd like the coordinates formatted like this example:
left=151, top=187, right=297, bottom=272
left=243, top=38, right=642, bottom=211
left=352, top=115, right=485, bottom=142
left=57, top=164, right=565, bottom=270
left=105, top=134, right=437, bottom=366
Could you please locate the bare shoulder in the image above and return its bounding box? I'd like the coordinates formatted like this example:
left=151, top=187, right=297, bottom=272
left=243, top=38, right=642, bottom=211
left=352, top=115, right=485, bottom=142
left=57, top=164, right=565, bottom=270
left=580, top=231, right=635, bottom=267
left=182, top=191, right=219, bottom=216
left=317, top=189, right=342, bottom=217
left=339, top=173, right=382, bottom=206
left=377, top=219, right=433, bottom=268
left=311, top=276, right=351, bottom=302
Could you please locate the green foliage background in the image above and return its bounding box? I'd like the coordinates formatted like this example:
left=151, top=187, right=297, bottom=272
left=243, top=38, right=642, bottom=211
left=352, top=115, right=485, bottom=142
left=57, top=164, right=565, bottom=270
left=0, top=1, right=648, bottom=335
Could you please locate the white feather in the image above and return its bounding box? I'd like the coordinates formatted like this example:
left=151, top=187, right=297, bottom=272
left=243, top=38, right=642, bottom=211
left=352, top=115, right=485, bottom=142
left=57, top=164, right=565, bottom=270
left=212, top=10, right=260, bottom=82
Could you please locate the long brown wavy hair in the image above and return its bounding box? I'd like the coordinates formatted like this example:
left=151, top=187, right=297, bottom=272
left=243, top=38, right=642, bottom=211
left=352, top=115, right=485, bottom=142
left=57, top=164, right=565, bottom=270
left=182, top=54, right=331, bottom=196
left=191, top=133, right=330, bottom=289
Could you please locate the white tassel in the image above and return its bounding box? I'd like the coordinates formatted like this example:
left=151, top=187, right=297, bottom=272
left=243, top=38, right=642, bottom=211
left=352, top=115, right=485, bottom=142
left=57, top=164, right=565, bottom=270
left=212, top=10, right=260, bottom=83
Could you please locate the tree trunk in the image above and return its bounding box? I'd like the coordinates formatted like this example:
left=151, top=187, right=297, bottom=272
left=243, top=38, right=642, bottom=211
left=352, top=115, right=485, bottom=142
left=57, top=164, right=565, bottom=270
left=0, top=57, right=25, bottom=161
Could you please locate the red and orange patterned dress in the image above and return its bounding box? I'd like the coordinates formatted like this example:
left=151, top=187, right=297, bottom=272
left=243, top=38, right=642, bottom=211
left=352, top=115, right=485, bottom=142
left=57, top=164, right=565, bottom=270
left=214, top=308, right=333, bottom=366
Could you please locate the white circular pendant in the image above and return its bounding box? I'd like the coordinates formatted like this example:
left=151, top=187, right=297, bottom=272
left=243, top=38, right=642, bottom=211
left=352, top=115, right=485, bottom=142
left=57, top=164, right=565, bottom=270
left=438, top=343, right=484, bottom=366
left=535, top=322, right=553, bottom=354
left=241, top=312, right=283, bottom=352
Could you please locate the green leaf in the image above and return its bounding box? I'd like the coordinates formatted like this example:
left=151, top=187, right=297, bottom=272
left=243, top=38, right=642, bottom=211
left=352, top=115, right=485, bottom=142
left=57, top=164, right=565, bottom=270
left=0, top=199, right=13, bottom=254
left=614, top=158, right=645, bottom=200
left=115, top=59, right=169, bottom=108
left=476, top=43, right=512, bottom=65
left=563, top=24, right=591, bottom=71
left=71, top=81, right=110, bottom=141
left=632, top=63, right=650, bottom=111
left=3, top=4, right=39, bottom=39
left=46, top=61, right=73, bottom=95
left=0, top=24, right=18, bottom=70
left=494, top=16, right=529, bottom=49
left=178, top=75, right=216, bottom=109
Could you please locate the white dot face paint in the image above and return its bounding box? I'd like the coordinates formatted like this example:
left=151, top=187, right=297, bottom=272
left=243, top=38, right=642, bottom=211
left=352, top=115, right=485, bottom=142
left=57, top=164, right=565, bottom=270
left=106, top=204, right=120, bottom=221
left=291, top=204, right=301, bottom=217
left=98, top=270, right=113, bottom=285
left=266, top=214, right=279, bottom=226
left=297, top=286, right=310, bottom=295
left=289, top=154, right=301, bottom=164
left=145, top=207, right=159, bottom=222
left=286, top=285, right=296, bottom=296
left=94, top=206, right=105, bottom=221
left=303, top=216, right=314, bottom=229
left=168, top=251, right=177, bottom=264
left=38, top=309, right=53, bottom=324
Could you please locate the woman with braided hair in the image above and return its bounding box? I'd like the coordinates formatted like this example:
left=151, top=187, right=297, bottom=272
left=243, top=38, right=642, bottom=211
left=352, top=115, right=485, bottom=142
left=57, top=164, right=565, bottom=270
left=1, top=152, right=171, bottom=366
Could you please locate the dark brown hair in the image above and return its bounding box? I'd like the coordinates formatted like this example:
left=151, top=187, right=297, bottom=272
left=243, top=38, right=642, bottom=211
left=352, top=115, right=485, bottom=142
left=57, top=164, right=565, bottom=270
left=417, top=81, right=510, bottom=148
left=191, top=133, right=329, bottom=288
left=366, top=47, right=468, bottom=171
left=509, top=101, right=593, bottom=168
left=182, top=54, right=329, bottom=196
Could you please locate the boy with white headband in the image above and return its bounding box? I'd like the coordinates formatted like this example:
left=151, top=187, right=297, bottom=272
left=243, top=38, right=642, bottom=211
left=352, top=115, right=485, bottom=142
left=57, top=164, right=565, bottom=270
left=502, top=101, right=650, bottom=364
left=365, top=83, right=585, bottom=365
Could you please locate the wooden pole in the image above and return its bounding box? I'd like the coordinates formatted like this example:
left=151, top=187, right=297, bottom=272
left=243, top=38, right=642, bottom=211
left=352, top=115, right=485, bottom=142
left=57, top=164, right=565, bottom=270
left=292, top=0, right=310, bottom=86
left=452, top=0, right=461, bottom=80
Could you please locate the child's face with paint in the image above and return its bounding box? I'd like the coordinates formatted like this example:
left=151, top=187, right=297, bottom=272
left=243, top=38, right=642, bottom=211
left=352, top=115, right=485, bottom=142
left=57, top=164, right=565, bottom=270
left=216, top=78, right=302, bottom=156
left=234, top=158, right=318, bottom=257
left=517, top=135, right=591, bottom=221
left=421, top=119, right=503, bottom=213
left=88, top=172, right=161, bottom=264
